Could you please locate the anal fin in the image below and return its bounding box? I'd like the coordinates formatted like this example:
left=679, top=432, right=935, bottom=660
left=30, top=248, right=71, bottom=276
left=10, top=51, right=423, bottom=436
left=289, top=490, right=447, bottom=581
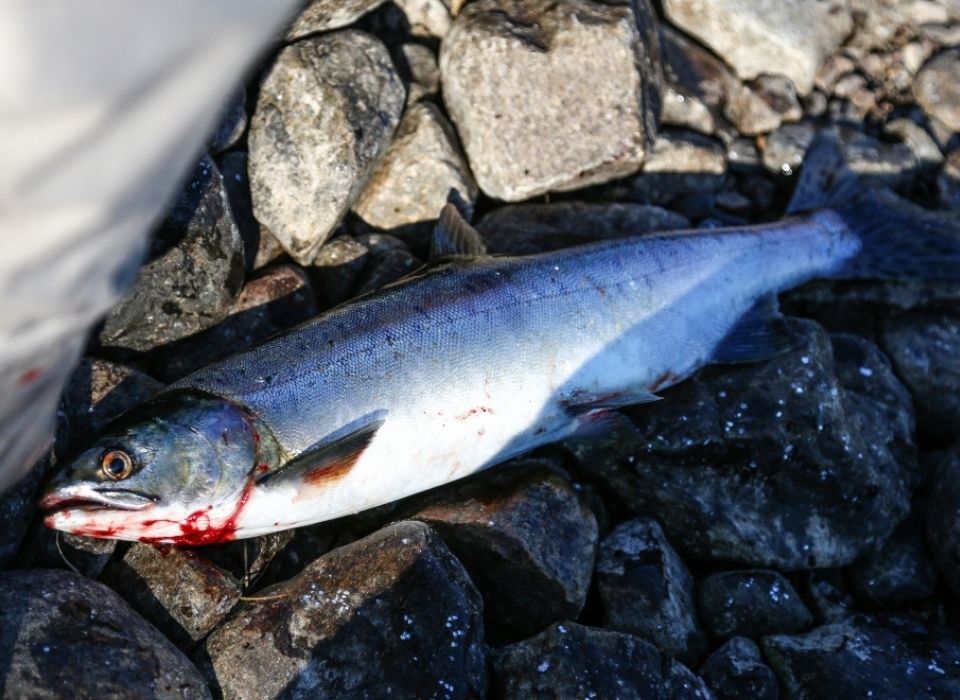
left=562, top=389, right=662, bottom=414
left=711, top=294, right=802, bottom=364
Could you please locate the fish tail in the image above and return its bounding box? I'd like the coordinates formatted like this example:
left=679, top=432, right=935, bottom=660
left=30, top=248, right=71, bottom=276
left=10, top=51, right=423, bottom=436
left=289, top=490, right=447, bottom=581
left=789, top=131, right=960, bottom=282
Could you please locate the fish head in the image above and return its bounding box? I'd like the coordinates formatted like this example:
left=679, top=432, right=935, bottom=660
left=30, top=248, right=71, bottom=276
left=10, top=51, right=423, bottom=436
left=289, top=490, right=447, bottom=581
left=41, top=391, right=269, bottom=544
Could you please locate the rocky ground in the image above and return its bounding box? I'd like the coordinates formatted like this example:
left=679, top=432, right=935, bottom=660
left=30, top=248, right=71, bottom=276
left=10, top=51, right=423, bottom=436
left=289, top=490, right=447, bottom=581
left=2, top=0, right=960, bottom=698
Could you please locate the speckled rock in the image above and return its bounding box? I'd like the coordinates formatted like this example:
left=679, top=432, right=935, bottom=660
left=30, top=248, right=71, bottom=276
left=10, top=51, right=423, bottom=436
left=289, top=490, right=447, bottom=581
left=352, top=102, right=477, bottom=236
left=409, top=463, right=598, bottom=641
left=102, top=544, right=242, bottom=649
left=396, top=0, right=453, bottom=38
left=763, top=616, right=960, bottom=699
left=208, top=86, right=247, bottom=154
left=595, top=518, right=708, bottom=665
left=197, top=521, right=486, bottom=699
left=662, top=0, right=852, bottom=95
left=477, top=202, right=689, bottom=256
left=249, top=31, right=405, bottom=264
left=440, top=0, right=660, bottom=201
left=149, top=264, right=318, bottom=382
left=99, top=153, right=245, bottom=353
left=659, top=26, right=731, bottom=136
left=309, top=234, right=371, bottom=306
left=698, top=570, right=813, bottom=639
left=492, top=622, right=712, bottom=700
left=880, top=311, right=960, bottom=446
left=700, top=637, right=778, bottom=700
left=285, top=0, right=387, bottom=40
left=568, top=323, right=913, bottom=569
left=0, top=569, right=209, bottom=699
left=927, top=445, right=960, bottom=597
left=394, top=42, right=440, bottom=105
left=914, top=49, right=960, bottom=133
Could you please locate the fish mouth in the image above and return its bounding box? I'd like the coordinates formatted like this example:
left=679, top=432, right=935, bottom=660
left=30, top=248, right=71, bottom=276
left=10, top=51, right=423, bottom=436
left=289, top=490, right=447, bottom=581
left=40, top=484, right=157, bottom=513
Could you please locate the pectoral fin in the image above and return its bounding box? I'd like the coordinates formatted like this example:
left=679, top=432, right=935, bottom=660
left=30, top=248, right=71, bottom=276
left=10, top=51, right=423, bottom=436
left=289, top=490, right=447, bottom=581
left=430, top=204, right=488, bottom=260
left=710, top=294, right=802, bottom=364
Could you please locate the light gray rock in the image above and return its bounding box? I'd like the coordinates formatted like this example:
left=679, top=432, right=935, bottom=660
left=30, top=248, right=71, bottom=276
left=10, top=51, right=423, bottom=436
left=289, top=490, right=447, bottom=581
left=914, top=49, right=960, bottom=133
left=659, top=26, right=733, bottom=135
left=884, top=118, right=943, bottom=171
left=285, top=0, right=387, bottom=40
left=352, top=102, right=477, bottom=234
left=396, top=0, right=453, bottom=38
left=726, top=75, right=802, bottom=137
left=395, top=42, right=440, bottom=105
left=440, top=0, right=660, bottom=201
left=249, top=31, right=405, bottom=265
left=662, top=0, right=852, bottom=95
left=761, top=122, right=817, bottom=176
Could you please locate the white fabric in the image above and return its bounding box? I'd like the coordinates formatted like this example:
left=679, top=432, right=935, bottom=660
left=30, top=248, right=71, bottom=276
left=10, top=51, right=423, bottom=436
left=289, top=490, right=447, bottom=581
left=0, top=0, right=303, bottom=492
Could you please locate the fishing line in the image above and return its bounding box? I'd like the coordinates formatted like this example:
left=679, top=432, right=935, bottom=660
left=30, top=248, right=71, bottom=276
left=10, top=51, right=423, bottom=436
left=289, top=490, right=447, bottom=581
left=55, top=531, right=82, bottom=575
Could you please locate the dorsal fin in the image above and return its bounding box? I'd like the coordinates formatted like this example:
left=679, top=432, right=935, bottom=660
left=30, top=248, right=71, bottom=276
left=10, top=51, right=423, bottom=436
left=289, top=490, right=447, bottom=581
left=430, top=204, right=487, bottom=260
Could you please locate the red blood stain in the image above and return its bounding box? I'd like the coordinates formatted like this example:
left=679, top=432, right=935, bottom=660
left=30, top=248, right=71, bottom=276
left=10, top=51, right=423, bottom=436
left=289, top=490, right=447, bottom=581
left=255, top=463, right=270, bottom=474
left=17, top=368, right=43, bottom=386
left=455, top=406, right=493, bottom=421
left=648, top=370, right=679, bottom=392
left=139, top=479, right=256, bottom=547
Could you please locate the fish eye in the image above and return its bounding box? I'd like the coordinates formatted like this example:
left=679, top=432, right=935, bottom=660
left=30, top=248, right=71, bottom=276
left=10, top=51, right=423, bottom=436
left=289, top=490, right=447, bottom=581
left=100, top=449, right=134, bottom=480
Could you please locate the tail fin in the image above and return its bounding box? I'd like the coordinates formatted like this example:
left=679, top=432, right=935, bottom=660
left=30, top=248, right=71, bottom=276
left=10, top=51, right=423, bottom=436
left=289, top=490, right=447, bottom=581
left=789, top=130, right=960, bottom=281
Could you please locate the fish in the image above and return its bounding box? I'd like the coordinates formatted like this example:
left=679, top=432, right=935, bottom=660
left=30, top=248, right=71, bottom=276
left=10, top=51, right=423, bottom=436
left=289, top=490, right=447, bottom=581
left=41, top=133, right=960, bottom=545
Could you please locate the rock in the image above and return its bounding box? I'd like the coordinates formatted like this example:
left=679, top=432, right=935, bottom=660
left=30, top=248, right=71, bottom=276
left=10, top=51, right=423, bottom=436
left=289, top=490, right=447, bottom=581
left=353, top=246, right=422, bottom=295
left=309, top=234, right=370, bottom=306
left=102, top=544, right=242, bottom=649
left=622, top=130, right=728, bottom=206
left=567, top=321, right=913, bottom=569
left=409, top=463, right=598, bottom=641
left=477, top=202, right=689, bottom=256
left=216, top=150, right=282, bottom=272
left=847, top=509, right=939, bottom=606
left=914, top=49, right=960, bottom=133
left=440, top=0, right=660, bottom=201
left=659, top=26, right=732, bottom=136
left=249, top=31, right=405, bottom=265
left=938, top=149, right=960, bottom=210
left=595, top=518, right=708, bottom=665
left=203, top=530, right=296, bottom=589
left=208, top=86, right=247, bottom=154
left=927, top=444, right=960, bottom=597
left=0, top=569, right=209, bottom=698
left=396, top=0, right=453, bottom=38
left=663, top=0, right=851, bottom=95
left=352, top=102, right=477, bottom=236
left=0, top=455, right=52, bottom=568
left=285, top=0, right=387, bottom=40
left=761, top=121, right=816, bottom=177
left=698, top=570, right=813, bottom=639
left=884, top=118, right=943, bottom=171
left=394, top=42, right=440, bottom=105
left=727, top=75, right=802, bottom=138
left=149, top=264, right=318, bottom=382
left=492, top=622, right=711, bottom=700
left=799, top=569, right=858, bottom=625
left=99, top=153, right=245, bottom=353
left=763, top=615, right=960, bottom=698
left=198, top=521, right=486, bottom=699
left=700, top=637, right=778, bottom=700
left=880, top=311, right=960, bottom=446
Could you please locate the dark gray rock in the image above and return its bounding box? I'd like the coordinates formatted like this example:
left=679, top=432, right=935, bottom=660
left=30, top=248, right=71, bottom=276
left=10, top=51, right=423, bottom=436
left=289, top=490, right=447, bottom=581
left=0, top=455, right=53, bottom=568
left=798, top=569, right=857, bottom=625
left=700, top=637, right=779, bottom=700
left=763, top=616, right=960, bottom=699
left=102, top=544, right=242, bottom=649
left=285, top=0, right=387, bottom=40
left=198, top=521, right=486, bottom=699
left=698, top=570, right=813, bottom=640
left=914, top=49, right=960, bottom=133
left=440, top=0, right=660, bottom=201
left=927, top=444, right=960, bottom=597
left=249, top=31, right=405, bottom=264
left=478, top=202, right=689, bottom=256
left=492, top=622, right=712, bottom=700
left=99, top=154, right=245, bottom=353
left=208, top=86, right=247, bottom=154
left=0, top=569, right=209, bottom=698
left=884, top=118, right=943, bottom=171
left=149, top=264, right=318, bottom=382
left=309, top=234, right=370, bottom=306
left=880, top=311, right=960, bottom=446
left=939, top=150, right=960, bottom=211
left=567, top=321, right=913, bottom=569
left=410, top=462, right=596, bottom=641
left=595, top=518, right=708, bottom=665
left=353, top=246, right=422, bottom=296
left=216, top=150, right=283, bottom=272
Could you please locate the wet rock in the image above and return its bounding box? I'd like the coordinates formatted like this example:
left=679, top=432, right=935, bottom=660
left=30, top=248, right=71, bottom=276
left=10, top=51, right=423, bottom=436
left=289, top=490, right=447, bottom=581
left=698, top=570, right=813, bottom=640
left=309, top=234, right=370, bottom=306
left=927, top=444, right=960, bottom=597
left=659, top=26, right=732, bottom=136
left=198, top=521, right=486, bottom=699
left=568, top=321, right=913, bottom=569
left=662, top=0, right=852, bottom=95
left=149, top=264, right=318, bottom=382
left=492, top=622, right=711, bottom=700
left=103, top=543, right=242, bottom=649
left=396, top=0, right=453, bottom=38
left=394, top=42, right=440, bottom=105
left=208, top=86, right=247, bottom=154
left=700, top=637, right=778, bottom=700
left=762, top=615, right=960, bottom=698
left=249, top=31, right=405, bottom=264
left=0, top=569, right=209, bottom=698
left=848, top=509, right=938, bottom=606
left=409, top=463, right=598, bottom=641
left=880, top=311, right=960, bottom=446
left=761, top=122, right=816, bottom=177
left=99, top=154, right=245, bottom=352
left=440, top=0, right=660, bottom=201
left=595, top=518, right=708, bottom=665
left=285, top=0, right=387, bottom=40
left=478, top=202, right=689, bottom=256
left=352, top=102, right=477, bottom=236
left=914, top=49, right=960, bottom=133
